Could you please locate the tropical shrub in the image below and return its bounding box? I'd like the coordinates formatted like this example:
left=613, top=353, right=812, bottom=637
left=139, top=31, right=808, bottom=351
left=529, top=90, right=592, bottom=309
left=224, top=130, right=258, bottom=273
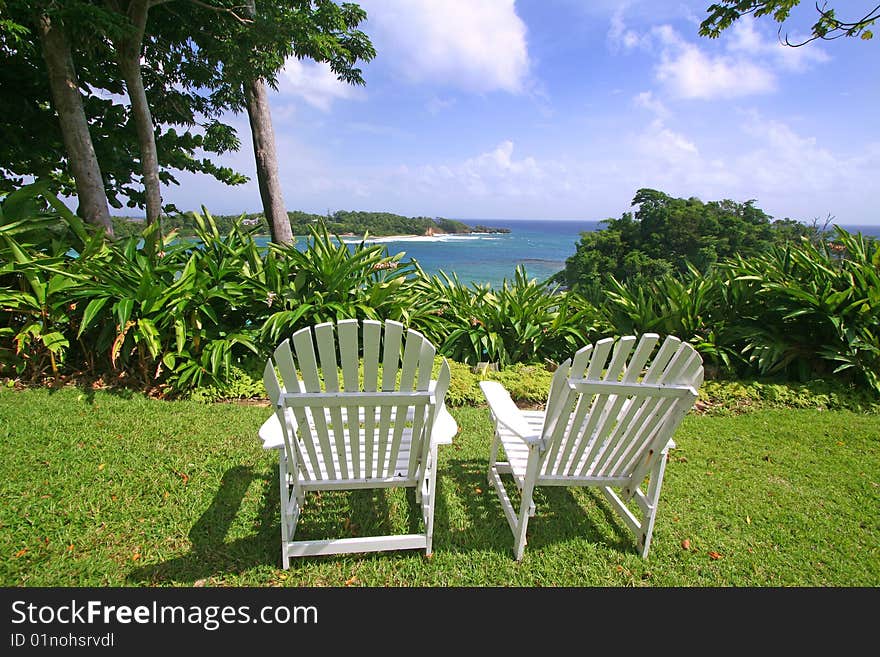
left=718, top=229, right=880, bottom=393
left=2, top=183, right=878, bottom=399
left=598, top=264, right=741, bottom=372
left=412, top=266, right=604, bottom=367
left=259, top=226, right=433, bottom=344
left=561, top=187, right=815, bottom=293
left=0, top=183, right=91, bottom=379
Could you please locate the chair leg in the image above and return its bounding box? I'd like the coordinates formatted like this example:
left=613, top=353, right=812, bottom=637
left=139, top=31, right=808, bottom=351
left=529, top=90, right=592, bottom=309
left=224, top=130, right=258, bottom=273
left=278, top=451, right=291, bottom=570
left=487, top=429, right=501, bottom=486
left=424, top=446, right=439, bottom=556
left=638, top=449, right=670, bottom=558
left=513, top=448, right=540, bottom=561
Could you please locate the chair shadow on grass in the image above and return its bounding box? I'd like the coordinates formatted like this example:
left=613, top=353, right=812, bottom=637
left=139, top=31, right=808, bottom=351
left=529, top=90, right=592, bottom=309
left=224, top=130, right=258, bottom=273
left=126, top=465, right=280, bottom=584
left=434, top=456, right=634, bottom=557
left=127, top=453, right=638, bottom=583
left=126, top=465, right=428, bottom=583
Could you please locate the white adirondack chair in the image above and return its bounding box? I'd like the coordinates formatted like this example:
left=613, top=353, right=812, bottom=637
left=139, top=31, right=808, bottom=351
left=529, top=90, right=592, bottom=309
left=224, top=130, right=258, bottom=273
left=480, top=333, right=703, bottom=560
left=259, top=319, right=456, bottom=568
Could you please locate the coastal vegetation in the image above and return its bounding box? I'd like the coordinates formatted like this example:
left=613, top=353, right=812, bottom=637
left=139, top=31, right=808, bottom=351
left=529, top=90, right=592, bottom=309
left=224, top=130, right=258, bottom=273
left=557, top=188, right=815, bottom=291
left=111, top=209, right=508, bottom=239
left=2, top=183, right=878, bottom=399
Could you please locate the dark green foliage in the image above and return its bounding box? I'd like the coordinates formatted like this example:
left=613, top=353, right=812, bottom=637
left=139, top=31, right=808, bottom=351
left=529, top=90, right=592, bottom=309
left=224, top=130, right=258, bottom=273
left=561, top=188, right=813, bottom=292
left=1, top=185, right=878, bottom=397
left=115, top=210, right=503, bottom=239
left=717, top=229, right=880, bottom=391
left=701, top=1, right=878, bottom=44
left=410, top=266, right=605, bottom=368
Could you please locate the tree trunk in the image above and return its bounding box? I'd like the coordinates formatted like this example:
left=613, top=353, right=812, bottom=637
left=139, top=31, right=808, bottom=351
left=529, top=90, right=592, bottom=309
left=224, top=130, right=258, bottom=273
left=113, top=1, right=162, bottom=226
left=242, top=0, right=291, bottom=245
left=245, top=77, right=292, bottom=245
left=36, top=13, right=114, bottom=237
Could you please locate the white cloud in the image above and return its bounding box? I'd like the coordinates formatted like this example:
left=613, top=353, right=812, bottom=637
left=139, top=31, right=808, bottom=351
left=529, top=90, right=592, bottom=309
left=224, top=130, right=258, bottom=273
left=634, top=91, right=669, bottom=118
left=725, top=19, right=830, bottom=72
left=608, top=9, right=652, bottom=51
left=610, top=15, right=828, bottom=102
left=736, top=111, right=842, bottom=193
left=636, top=119, right=698, bottom=165
left=359, top=0, right=529, bottom=93
left=653, top=25, right=776, bottom=99
left=405, top=141, right=553, bottom=200
left=426, top=97, right=457, bottom=115
left=280, top=59, right=361, bottom=111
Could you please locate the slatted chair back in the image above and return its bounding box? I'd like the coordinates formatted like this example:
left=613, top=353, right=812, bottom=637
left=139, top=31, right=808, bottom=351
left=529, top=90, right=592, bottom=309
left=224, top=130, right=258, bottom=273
left=263, top=319, right=450, bottom=485
left=537, top=334, right=703, bottom=488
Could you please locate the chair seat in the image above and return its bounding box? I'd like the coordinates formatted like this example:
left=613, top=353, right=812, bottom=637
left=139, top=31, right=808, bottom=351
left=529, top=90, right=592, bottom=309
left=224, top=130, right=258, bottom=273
left=259, top=405, right=458, bottom=453
left=495, top=409, right=546, bottom=484
left=297, top=425, right=417, bottom=482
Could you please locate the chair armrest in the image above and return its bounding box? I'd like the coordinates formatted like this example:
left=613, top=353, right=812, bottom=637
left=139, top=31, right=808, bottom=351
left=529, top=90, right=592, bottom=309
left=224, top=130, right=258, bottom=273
left=479, top=381, right=543, bottom=446
left=431, top=405, right=457, bottom=446
left=258, top=413, right=284, bottom=450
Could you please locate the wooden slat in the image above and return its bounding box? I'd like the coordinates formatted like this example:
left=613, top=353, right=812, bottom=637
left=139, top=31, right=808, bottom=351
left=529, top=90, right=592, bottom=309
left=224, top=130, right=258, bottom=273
left=623, top=400, right=680, bottom=485
left=407, top=337, right=435, bottom=476
left=587, top=334, right=660, bottom=473
left=264, top=359, right=299, bottom=482
left=274, top=340, right=318, bottom=481
left=558, top=335, right=655, bottom=476
left=614, top=346, right=698, bottom=477
left=292, top=326, right=336, bottom=479
left=541, top=347, right=592, bottom=475
left=555, top=338, right=615, bottom=476
left=539, top=359, right=574, bottom=444
left=644, top=335, right=681, bottom=382
left=568, top=380, right=696, bottom=397
left=581, top=336, right=637, bottom=469
left=426, top=358, right=451, bottom=450
left=387, top=329, right=423, bottom=477
left=583, top=336, right=679, bottom=476
left=337, top=319, right=361, bottom=478
left=377, top=321, right=403, bottom=475
left=291, top=425, right=416, bottom=480
left=586, top=336, right=683, bottom=477
left=286, top=534, right=427, bottom=558
left=549, top=338, right=636, bottom=475
left=280, top=391, right=432, bottom=407
left=610, top=344, right=695, bottom=476
left=315, top=322, right=349, bottom=479
left=362, top=320, right=381, bottom=478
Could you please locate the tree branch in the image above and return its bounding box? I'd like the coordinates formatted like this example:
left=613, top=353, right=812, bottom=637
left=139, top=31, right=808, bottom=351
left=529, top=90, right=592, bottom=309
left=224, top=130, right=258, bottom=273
left=183, top=0, right=253, bottom=25
left=780, top=1, right=880, bottom=46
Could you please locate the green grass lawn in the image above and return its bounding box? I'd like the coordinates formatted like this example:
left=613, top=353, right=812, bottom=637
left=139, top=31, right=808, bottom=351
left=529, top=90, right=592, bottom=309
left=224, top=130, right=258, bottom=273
left=1, top=386, right=877, bottom=586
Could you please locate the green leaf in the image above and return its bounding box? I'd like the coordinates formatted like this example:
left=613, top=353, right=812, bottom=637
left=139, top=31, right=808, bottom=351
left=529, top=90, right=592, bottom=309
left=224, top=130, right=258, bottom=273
left=41, top=331, right=69, bottom=353
left=137, top=318, right=161, bottom=359
left=78, top=297, right=110, bottom=338
left=175, top=320, right=186, bottom=354
left=115, top=298, right=134, bottom=329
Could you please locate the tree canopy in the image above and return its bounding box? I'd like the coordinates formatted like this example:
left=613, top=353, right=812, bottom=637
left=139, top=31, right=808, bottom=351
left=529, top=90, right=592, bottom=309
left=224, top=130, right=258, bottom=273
left=0, top=0, right=374, bottom=232
left=559, top=188, right=813, bottom=293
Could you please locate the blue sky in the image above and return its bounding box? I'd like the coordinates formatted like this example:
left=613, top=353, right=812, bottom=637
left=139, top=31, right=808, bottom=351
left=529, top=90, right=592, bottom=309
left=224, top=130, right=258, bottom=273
left=162, top=0, right=880, bottom=226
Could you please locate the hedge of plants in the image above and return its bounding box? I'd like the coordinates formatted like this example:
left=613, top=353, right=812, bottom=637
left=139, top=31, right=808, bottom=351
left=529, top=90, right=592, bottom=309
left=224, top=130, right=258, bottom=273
left=2, top=184, right=878, bottom=398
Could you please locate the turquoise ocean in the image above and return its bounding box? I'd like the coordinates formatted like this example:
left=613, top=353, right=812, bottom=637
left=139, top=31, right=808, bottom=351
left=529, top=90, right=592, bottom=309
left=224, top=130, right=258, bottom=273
left=261, top=219, right=879, bottom=289
left=340, top=219, right=880, bottom=288
left=348, top=219, right=600, bottom=288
